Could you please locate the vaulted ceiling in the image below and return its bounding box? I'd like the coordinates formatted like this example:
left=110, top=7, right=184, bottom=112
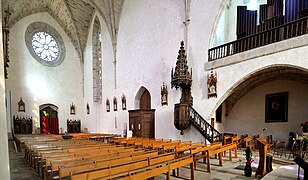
left=2, top=0, right=124, bottom=62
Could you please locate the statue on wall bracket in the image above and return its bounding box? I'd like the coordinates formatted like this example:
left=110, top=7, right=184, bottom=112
left=106, top=98, right=110, bottom=112
left=207, top=70, right=217, bottom=99
left=113, top=97, right=117, bottom=111
left=171, top=41, right=193, bottom=135
left=121, top=94, right=126, bottom=110
left=18, top=97, right=25, bottom=112
left=86, top=103, right=90, bottom=114
left=70, top=103, right=75, bottom=115
left=161, top=82, right=168, bottom=106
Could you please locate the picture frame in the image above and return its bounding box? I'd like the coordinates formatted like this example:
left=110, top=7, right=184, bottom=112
left=265, top=92, right=288, bottom=123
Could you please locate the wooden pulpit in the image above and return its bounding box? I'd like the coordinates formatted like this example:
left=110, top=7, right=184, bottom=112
left=255, top=138, right=271, bottom=178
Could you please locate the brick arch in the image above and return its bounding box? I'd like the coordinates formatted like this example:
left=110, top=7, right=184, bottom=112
left=209, top=64, right=308, bottom=118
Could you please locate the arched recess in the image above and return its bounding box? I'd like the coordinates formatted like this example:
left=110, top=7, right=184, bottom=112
left=134, top=86, right=151, bottom=109
left=129, top=86, right=154, bottom=138
left=209, top=64, right=308, bottom=118
left=39, top=103, right=59, bottom=134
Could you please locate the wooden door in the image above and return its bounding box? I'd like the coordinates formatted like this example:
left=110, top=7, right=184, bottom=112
left=140, top=89, right=151, bottom=109
left=40, top=106, right=59, bottom=134
left=141, top=110, right=155, bottom=138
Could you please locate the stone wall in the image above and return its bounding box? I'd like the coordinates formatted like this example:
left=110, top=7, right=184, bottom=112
left=6, top=12, right=84, bottom=133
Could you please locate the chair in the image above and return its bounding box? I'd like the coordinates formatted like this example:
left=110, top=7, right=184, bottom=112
left=252, top=134, right=260, bottom=149
left=266, top=135, right=273, bottom=144
left=273, top=140, right=287, bottom=158
left=300, top=140, right=308, bottom=158
left=238, top=134, right=248, bottom=149
left=288, top=139, right=302, bottom=159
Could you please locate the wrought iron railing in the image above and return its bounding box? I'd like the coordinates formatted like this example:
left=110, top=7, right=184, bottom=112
left=208, top=17, right=308, bottom=61
left=189, top=106, right=222, bottom=143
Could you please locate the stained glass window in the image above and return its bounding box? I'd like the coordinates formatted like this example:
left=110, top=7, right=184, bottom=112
left=32, top=32, right=59, bottom=62
left=25, top=22, right=65, bottom=67
left=93, top=17, right=102, bottom=102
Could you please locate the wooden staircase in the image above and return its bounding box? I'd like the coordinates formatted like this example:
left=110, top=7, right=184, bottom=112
left=189, top=106, right=223, bottom=143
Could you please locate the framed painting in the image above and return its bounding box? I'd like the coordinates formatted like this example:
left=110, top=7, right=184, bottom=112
left=265, top=92, right=288, bottom=123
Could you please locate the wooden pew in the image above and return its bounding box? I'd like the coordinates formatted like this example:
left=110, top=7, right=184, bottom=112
left=93, top=155, right=194, bottom=180
left=189, top=142, right=222, bottom=169
left=47, top=148, right=138, bottom=179
left=70, top=158, right=149, bottom=180
left=206, top=143, right=237, bottom=173
left=69, top=153, right=177, bottom=180
left=41, top=145, right=125, bottom=173
left=57, top=151, right=159, bottom=179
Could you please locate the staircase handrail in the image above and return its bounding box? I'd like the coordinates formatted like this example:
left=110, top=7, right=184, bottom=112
left=189, top=106, right=223, bottom=142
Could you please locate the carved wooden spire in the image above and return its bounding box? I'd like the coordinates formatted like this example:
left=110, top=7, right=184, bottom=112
left=171, top=41, right=192, bottom=90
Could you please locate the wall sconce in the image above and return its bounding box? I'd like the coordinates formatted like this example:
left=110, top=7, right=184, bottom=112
left=86, top=103, right=90, bottom=114
left=122, top=94, right=126, bottom=110
left=106, top=98, right=110, bottom=112
left=18, top=97, right=25, bottom=112
left=161, top=82, right=168, bottom=106
left=70, top=103, right=75, bottom=115
left=113, top=97, right=117, bottom=111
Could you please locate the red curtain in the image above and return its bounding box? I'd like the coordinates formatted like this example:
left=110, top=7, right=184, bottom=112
left=41, top=116, right=49, bottom=134
left=50, top=117, right=59, bottom=134
left=40, top=116, right=59, bottom=134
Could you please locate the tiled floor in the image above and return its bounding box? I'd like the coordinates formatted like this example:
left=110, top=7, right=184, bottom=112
left=8, top=140, right=305, bottom=180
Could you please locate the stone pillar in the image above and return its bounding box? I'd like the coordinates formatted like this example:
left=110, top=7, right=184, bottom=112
left=0, top=0, right=11, bottom=178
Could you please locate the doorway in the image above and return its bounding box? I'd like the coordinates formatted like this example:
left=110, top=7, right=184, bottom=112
left=129, top=87, right=155, bottom=138
left=39, top=104, right=59, bottom=134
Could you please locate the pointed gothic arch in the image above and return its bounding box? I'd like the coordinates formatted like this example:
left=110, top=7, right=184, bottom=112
left=134, top=86, right=151, bottom=109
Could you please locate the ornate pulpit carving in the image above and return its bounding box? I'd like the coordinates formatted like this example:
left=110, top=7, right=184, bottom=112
left=171, top=41, right=192, bottom=135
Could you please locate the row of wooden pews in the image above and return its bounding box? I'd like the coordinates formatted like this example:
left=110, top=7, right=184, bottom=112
left=23, top=135, right=239, bottom=180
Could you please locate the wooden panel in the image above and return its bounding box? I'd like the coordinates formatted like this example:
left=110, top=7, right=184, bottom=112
left=237, top=6, right=247, bottom=39
left=285, top=0, right=300, bottom=23
left=260, top=4, right=268, bottom=23
left=128, top=110, right=155, bottom=138
left=246, top=10, right=257, bottom=36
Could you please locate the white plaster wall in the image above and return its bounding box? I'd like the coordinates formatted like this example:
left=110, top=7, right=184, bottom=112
left=115, top=0, right=208, bottom=141
left=117, top=0, right=181, bottom=139
left=222, top=80, right=308, bottom=143
left=83, top=11, right=115, bottom=133
left=6, top=12, right=84, bottom=133
left=0, top=0, right=11, bottom=177
left=82, top=0, right=308, bottom=144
